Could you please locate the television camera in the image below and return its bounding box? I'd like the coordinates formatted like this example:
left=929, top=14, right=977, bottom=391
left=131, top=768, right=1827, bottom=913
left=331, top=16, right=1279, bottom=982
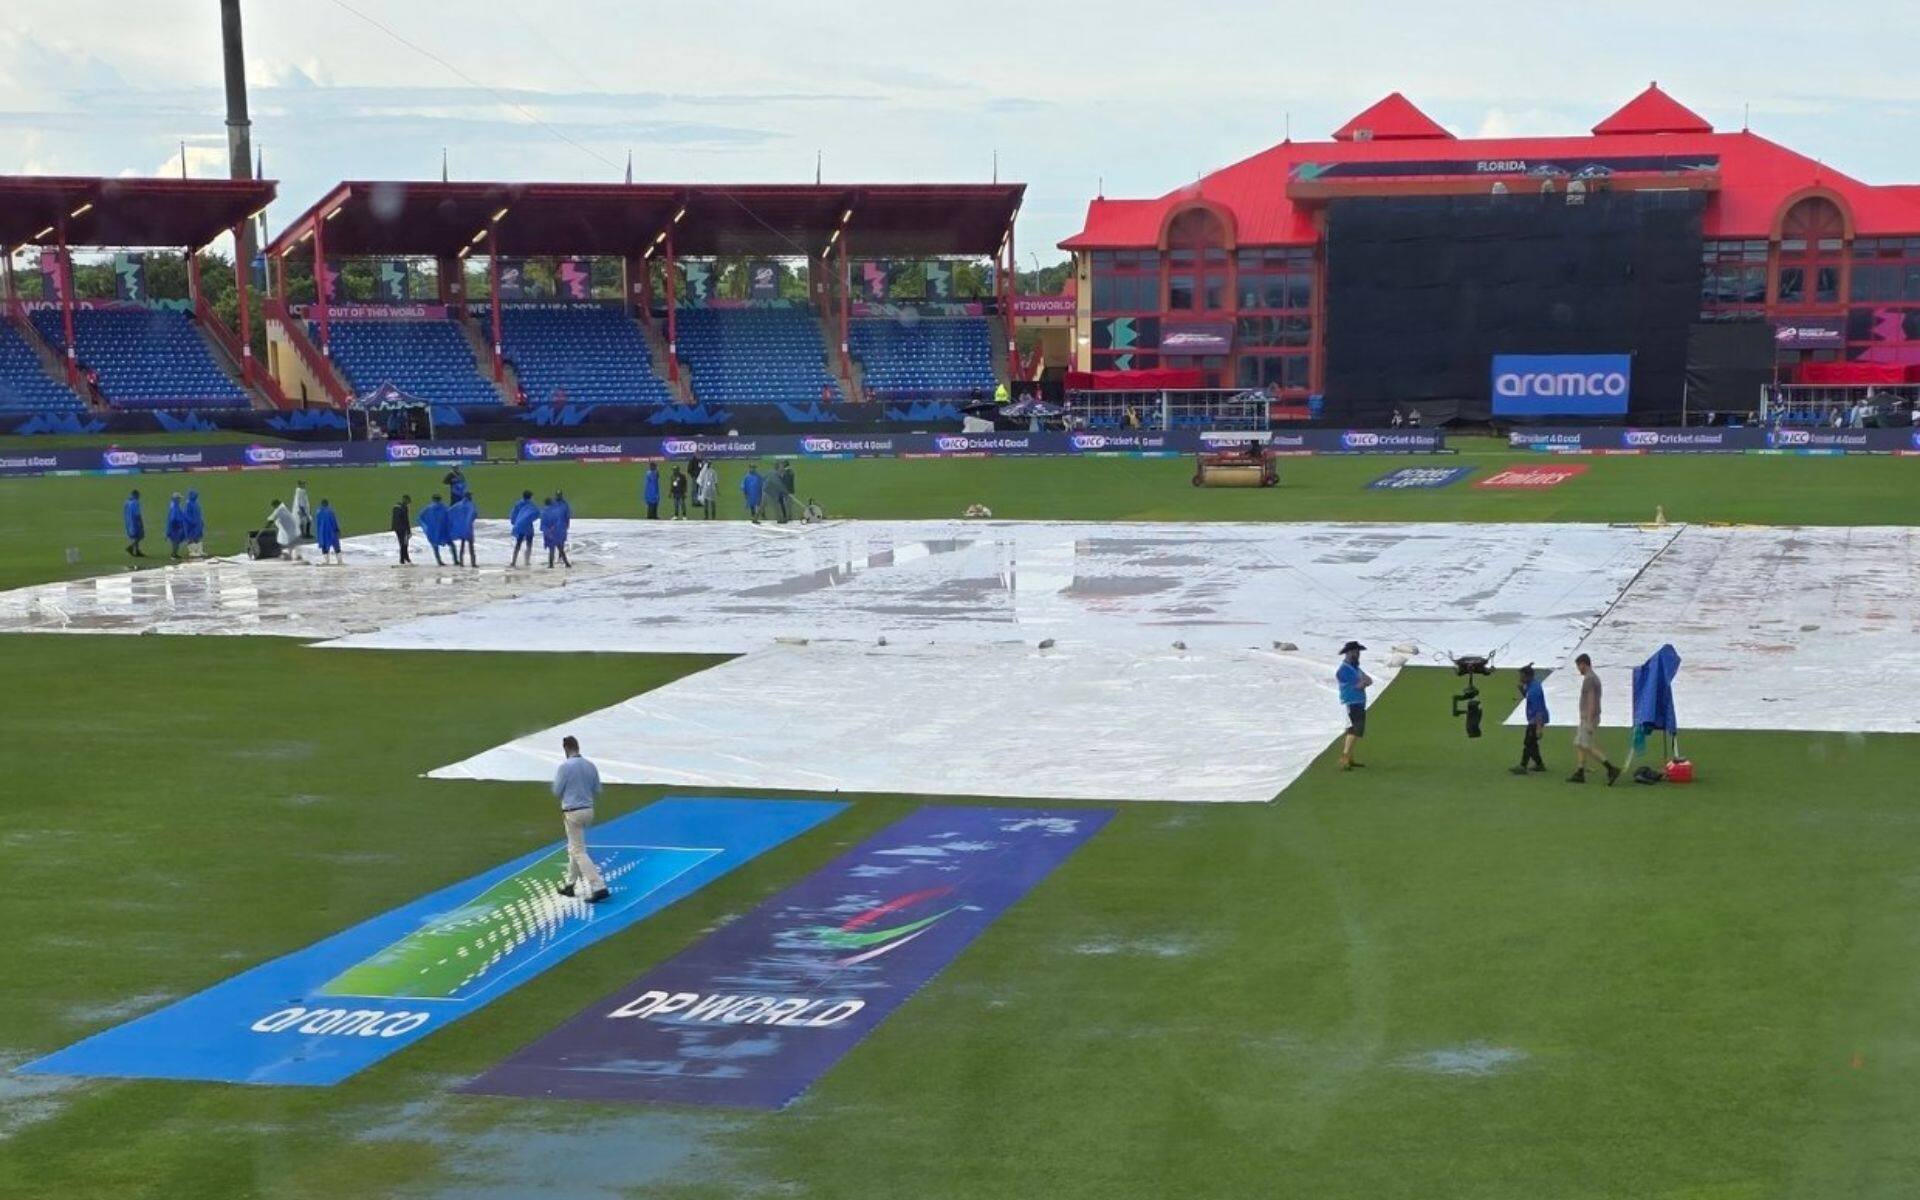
left=1449, top=653, right=1495, bottom=738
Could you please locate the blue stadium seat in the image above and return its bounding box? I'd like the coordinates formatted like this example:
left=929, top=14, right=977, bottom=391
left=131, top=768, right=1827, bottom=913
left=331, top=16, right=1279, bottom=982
left=321, top=318, right=502, bottom=406
left=849, top=316, right=997, bottom=402
left=30, top=307, right=247, bottom=410
left=483, top=306, right=673, bottom=406
left=0, top=320, right=85, bottom=413
left=675, top=307, right=842, bottom=405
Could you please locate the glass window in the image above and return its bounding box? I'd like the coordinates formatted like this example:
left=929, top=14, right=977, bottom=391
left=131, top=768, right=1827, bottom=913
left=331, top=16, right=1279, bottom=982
left=1169, top=247, right=1195, bottom=264
left=1285, top=272, right=1313, bottom=309
left=1091, top=251, right=1115, bottom=268
left=1782, top=238, right=1807, bottom=254
left=1092, top=274, right=1117, bottom=311
left=1778, top=266, right=1804, bottom=304
left=1203, top=277, right=1225, bottom=310
left=1817, top=238, right=1844, bottom=253
left=1738, top=266, right=1766, bottom=304
left=1816, top=266, right=1840, bottom=304
left=1906, top=265, right=1920, bottom=300
left=1282, top=355, right=1309, bottom=389
left=1168, top=274, right=1194, bottom=310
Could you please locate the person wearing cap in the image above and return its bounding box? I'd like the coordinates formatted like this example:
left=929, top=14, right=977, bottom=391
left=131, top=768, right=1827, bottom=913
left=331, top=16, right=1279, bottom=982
left=1512, top=665, right=1549, bottom=776
left=1335, top=641, right=1373, bottom=771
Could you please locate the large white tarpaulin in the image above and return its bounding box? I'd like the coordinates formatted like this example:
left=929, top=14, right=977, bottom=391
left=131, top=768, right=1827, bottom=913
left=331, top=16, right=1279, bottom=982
left=326, top=520, right=1678, bottom=662
left=1513, top=525, right=1920, bottom=735
left=429, top=642, right=1402, bottom=804
left=0, top=521, right=634, bottom=640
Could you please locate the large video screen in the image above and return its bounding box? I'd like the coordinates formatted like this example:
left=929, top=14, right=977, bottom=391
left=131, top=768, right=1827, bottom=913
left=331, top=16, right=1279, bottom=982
left=1322, top=191, right=1704, bottom=422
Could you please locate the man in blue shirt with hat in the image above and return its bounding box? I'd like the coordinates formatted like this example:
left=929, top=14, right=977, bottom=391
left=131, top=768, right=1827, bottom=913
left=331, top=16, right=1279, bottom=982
left=1335, top=640, right=1372, bottom=771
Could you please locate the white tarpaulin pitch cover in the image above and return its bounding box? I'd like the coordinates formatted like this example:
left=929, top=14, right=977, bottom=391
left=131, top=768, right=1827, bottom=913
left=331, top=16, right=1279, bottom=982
left=431, top=642, right=1401, bottom=804
left=1512, top=525, right=1920, bottom=735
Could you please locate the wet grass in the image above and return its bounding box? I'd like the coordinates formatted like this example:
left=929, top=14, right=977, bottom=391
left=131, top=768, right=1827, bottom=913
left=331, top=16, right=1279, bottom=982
left=3, top=452, right=1919, bottom=1197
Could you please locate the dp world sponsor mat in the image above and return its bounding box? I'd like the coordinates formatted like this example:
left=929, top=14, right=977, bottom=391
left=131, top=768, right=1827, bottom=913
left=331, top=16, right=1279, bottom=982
left=462, top=805, right=1112, bottom=1109
left=20, top=797, right=843, bottom=1086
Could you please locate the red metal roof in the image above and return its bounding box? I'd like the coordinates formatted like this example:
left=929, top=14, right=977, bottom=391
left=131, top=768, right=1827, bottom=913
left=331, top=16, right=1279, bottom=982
left=268, top=181, right=1023, bottom=260
left=1593, top=83, right=1713, bottom=136
left=0, top=175, right=276, bottom=251
left=1062, top=90, right=1920, bottom=250
left=1331, top=93, right=1453, bottom=142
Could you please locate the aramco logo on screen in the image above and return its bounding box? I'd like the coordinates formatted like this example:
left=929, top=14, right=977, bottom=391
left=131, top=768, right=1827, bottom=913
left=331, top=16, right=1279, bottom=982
left=1490, top=354, right=1631, bottom=417
left=801, top=887, right=963, bottom=967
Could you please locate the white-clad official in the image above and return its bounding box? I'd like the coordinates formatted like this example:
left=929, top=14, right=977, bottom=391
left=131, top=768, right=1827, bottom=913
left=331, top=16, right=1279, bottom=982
left=551, top=735, right=610, bottom=902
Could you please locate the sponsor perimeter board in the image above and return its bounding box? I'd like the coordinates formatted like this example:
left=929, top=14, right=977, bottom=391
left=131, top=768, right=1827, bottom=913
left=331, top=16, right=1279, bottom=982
left=463, top=805, right=1111, bottom=1110
left=20, top=798, right=843, bottom=1086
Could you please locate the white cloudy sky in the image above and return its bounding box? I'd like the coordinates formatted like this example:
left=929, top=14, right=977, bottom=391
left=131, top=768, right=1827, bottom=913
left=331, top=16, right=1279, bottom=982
left=4, top=0, right=1919, bottom=258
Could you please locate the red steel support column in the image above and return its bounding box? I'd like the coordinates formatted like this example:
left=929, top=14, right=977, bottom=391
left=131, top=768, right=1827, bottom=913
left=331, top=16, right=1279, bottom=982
left=838, top=234, right=851, bottom=382
left=187, top=245, right=203, bottom=307
left=312, top=219, right=330, bottom=356
left=665, top=234, right=678, bottom=382
left=232, top=223, right=253, bottom=383
left=1005, top=222, right=1018, bottom=376
left=488, top=228, right=504, bottom=381
left=57, top=223, right=77, bottom=385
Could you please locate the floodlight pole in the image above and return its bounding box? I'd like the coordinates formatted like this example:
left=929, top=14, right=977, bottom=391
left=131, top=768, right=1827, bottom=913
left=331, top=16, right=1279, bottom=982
left=220, top=0, right=256, bottom=276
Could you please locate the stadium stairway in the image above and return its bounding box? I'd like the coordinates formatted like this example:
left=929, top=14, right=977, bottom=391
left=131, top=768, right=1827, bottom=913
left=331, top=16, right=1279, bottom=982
left=638, top=316, right=695, bottom=403
left=986, top=314, right=1011, bottom=389
left=0, top=313, right=88, bottom=413
left=815, top=309, right=865, bottom=402
left=30, top=307, right=251, bottom=410
left=457, top=313, right=521, bottom=405
left=675, top=307, right=844, bottom=406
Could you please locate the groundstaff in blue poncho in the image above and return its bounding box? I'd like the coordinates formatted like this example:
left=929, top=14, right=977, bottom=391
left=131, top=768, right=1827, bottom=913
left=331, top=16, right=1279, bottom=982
left=509, top=490, right=539, bottom=567
left=183, top=489, right=205, bottom=558
left=164, top=492, right=189, bottom=559
left=417, top=494, right=451, bottom=566
left=122, top=490, right=146, bottom=559
left=314, top=498, right=343, bottom=565
left=542, top=492, right=572, bottom=569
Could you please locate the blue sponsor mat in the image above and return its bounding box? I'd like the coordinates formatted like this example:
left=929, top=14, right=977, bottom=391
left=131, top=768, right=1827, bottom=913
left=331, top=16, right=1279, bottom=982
left=462, top=805, right=1111, bottom=1109
left=1367, top=466, right=1474, bottom=490
left=19, top=797, right=843, bottom=1086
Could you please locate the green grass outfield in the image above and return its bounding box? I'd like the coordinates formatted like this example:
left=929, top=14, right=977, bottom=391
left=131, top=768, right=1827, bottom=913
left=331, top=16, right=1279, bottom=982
left=2, top=448, right=1918, bottom=1199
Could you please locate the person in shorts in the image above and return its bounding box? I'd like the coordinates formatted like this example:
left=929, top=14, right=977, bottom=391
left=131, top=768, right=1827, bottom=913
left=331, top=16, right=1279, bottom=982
left=1335, top=640, right=1372, bottom=771
left=1569, top=653, right=1622, bottom=785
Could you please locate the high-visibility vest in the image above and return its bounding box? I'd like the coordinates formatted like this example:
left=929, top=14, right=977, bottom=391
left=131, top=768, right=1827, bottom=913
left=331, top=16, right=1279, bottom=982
left=994, top=383, right=1010, bottom=404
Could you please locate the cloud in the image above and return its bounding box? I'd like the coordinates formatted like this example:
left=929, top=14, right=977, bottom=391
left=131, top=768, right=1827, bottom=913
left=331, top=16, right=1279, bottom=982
left=150, top=143, right=228, bottom=180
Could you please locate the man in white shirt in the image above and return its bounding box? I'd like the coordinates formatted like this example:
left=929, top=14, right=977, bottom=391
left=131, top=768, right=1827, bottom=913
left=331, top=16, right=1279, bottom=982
left=292, top=480, right=313, bottom=540
left=550, top=735, right=609, bottom=902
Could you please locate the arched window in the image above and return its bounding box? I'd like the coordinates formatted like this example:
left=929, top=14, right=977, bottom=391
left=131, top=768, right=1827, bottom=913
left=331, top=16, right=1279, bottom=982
left=1165, top=207, right=1229, bottom=312
left=1776, top=196, right=1847, bottom=308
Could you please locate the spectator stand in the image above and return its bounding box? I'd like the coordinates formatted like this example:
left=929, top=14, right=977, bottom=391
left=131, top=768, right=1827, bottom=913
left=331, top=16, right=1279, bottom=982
left=265, top=180, right=1025, bottom=415
left=0, top=175, right=279, bottom=410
